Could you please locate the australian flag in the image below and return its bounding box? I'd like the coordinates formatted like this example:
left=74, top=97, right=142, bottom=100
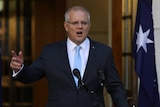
left=133, top=0, right=160, bottom=107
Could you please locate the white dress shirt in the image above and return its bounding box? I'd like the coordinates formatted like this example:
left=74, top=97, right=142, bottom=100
left=67, top=37, right=90, bottom=78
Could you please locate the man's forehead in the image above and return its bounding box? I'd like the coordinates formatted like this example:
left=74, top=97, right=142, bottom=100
left=69, top=10, right=87, bottom=17
left=70, top=9, right=86, bottom=14
left=69, top=12, right=88, bottom=21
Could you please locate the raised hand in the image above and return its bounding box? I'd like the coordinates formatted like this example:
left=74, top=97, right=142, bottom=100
left=10, top=50, right=24, bottom=72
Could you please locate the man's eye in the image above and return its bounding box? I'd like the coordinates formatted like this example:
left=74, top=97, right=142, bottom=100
left=81, top=22, right=88, bottom=25
left=73, top=22, right=79, bottom=25
left=67, top=21, right=89, bottom=26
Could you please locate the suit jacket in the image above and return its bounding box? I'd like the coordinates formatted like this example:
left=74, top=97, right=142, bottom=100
left=12, top=38, right=129, bottom=107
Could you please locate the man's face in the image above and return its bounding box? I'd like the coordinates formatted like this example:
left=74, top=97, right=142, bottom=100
left=64, top=10, right=90, bottom=45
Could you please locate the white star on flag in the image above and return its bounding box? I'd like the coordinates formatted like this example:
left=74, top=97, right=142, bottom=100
left=136, top=25, right=154, bottom=52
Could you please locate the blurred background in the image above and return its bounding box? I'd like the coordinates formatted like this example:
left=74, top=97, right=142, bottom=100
left=0, top=0, right=138, bottom=107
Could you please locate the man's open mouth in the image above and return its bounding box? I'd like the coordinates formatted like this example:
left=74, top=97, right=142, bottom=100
left=77, top=32, right=83, bottom=34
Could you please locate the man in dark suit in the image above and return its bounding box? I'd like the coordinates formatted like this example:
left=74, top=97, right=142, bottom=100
left=10, top=6, right=129, bottom=107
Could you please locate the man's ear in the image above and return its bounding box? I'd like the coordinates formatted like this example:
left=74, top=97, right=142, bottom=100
left=64, top=22, right=68, bottom=32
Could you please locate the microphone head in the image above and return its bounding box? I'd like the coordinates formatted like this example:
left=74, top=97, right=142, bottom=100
left=73, top=68, right=81, bottom=80
left=98, top=70, right=105, bottom=80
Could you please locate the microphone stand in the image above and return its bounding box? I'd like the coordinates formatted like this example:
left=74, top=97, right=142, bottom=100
left=73, top=69, right=105, bottom=107
left=79, top=81, right=103, bottom=107
left=91, top=70, right=106, bottom=107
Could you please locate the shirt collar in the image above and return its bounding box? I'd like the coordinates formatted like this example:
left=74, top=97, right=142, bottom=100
left=67, top=37, right=90, bottom=51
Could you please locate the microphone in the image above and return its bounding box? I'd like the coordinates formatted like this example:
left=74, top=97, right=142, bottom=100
left=98, top=70, right=105, bottom=80
left=73, top=68, right=81, bottom=80
left=73, top=68, right=89, bottom=92
left=92, top=70, right=105, bottom=107
left=73, top=68, right=82, bottom=87
left=97, top=70, right=105, bottom=87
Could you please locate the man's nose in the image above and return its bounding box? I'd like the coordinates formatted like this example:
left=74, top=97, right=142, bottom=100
left=77, top=22, right=82, bottom=28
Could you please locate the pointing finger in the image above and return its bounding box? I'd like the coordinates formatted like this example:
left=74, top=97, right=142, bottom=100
left=11, top=50, right=17, bottom=57
left=18, top=51, right=23, bottom=59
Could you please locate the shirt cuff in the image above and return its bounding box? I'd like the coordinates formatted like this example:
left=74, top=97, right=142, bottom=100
left=12, top=64, right=24, bottom=77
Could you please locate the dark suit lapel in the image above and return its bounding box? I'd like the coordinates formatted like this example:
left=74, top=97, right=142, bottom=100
left=83, top=40, right=97, bottom=81
left=60, top=40, right=77, bottom=87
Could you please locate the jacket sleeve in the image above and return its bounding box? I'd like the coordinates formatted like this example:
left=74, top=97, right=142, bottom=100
left=105, top=50, right=129, bottom=107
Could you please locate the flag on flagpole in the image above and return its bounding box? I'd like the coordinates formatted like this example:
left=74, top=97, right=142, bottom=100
left=133, top=0, right=160, bottom=107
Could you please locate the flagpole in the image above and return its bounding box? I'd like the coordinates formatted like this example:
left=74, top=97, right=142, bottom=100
left=153, top=0, right=160, bottom=101
left=132, top=0, right=139, bottom=106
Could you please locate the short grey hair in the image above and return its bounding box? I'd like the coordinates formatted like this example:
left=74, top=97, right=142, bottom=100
left=64, top=6, right=90, bottom=22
